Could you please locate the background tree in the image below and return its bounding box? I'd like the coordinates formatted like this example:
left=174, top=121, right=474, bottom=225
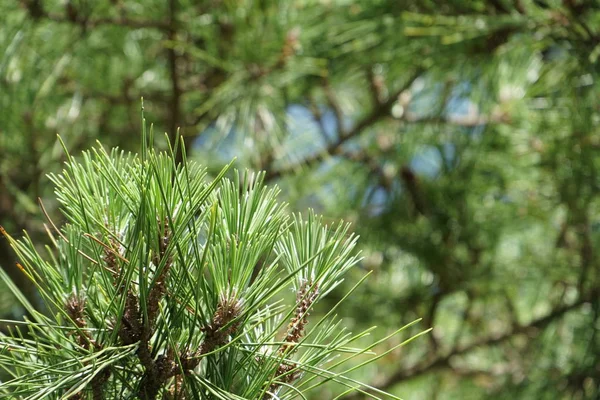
left=1, top=0, right=599, bottom=398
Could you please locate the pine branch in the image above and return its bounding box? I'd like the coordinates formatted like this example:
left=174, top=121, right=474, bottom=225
left=0, top=135, right=424, bottom=399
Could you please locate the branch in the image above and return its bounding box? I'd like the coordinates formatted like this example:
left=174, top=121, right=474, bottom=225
left=342, top=290, right=597, bottom=399
left=166, top=0, right=184, bottom=164
left=265, top=69, right=423, bottom=181
left=340, top=150, right=384, bottom=178
left=366, top=66, right=385, bottom=106
left=323, top=80, right=347, bottom=137
left=307, top=98, right=332, bottom=145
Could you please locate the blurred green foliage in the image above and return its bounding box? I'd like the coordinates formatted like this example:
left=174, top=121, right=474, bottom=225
left=1, top=0, right=599, bottom=398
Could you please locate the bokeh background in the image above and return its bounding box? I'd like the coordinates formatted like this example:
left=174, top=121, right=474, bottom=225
left=1, top=1, right=599, bottom=398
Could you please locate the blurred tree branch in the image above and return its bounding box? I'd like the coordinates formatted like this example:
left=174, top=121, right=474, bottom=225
left=343, top=288, right=598, bottom=399
left=265, top=69, right=423, bottom=181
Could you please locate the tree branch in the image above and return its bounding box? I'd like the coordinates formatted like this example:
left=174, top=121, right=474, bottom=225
left=342, top=289, right=597, bottom=399
left=265, top=69, right=423, bottom=181
left=307, top=98, right=332, bottom=146
left=323, top=80, right=347, bottom=137
left=166, top=0, right=184, bottom=164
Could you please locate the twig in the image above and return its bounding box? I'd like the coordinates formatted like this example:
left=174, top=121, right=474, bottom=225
left=307, top=98, right=331, bottom=145
left=366, top=66, right=385, bottom=106
left=265, top=69, right=423, bottom=181
left=323, top=79, right=347, bottom=137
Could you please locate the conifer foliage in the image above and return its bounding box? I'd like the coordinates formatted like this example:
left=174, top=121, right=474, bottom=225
left=0, top=130, right=425, bottom=399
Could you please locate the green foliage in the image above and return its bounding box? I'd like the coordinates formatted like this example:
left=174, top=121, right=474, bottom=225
left=2, top=0, right=600, bottom=399
left=0, top=134, right=425, bottom=399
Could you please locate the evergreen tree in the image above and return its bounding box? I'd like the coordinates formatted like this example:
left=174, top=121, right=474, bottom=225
left=0, top=133, right=425, bottom=398
left=1, top=0, right=599, bottom=398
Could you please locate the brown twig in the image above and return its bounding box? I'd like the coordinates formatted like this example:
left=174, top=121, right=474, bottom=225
left=307, top=98, right=332, bottom=145
left=323, top=80, right=347, bottom=137
left=366, top=66, right=386, bottom=106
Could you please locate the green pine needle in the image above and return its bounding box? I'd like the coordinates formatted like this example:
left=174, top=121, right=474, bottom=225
left=0, top=132, right=427, bottom=399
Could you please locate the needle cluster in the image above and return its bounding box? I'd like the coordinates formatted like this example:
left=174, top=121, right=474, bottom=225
left=0, top=133, right=426, bottom=399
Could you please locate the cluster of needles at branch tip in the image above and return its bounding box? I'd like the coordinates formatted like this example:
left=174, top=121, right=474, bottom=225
left=0, top=138, right=427, bottom=400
